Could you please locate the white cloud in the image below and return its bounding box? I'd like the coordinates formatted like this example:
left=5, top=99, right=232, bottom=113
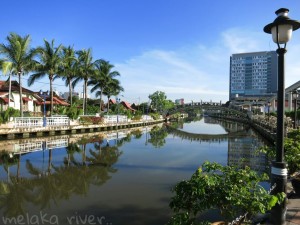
left=116, top=27, right=300, bottom=104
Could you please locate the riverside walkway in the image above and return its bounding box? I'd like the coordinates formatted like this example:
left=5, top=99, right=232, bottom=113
left=0, top=115, right=164, bottom=140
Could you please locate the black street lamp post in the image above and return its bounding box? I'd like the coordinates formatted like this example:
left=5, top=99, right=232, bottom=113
left=264, top=8, right=300, bottom=225
left=292, top=90, right=298, bottom=129
left=40, top=90, right=49, bottom=127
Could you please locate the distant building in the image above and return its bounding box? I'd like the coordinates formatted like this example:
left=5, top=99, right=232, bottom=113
left=62, top=91, right=79, bottom=100
left=175, top=99, right=184, bottom=105
left=79, top=92, right=90, bottom=99
left=229, top=51, right=278, bottom=100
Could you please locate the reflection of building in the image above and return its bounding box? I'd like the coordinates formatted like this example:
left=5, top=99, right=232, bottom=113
left=228, top=129, right=267, bottom=173
left=229, top=51, right=278, bottom=100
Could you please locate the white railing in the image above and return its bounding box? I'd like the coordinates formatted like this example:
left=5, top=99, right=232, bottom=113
left=13, top=142, right=44, bottom=154
left=106, top=131, right=129, bottom=141
left=14, top=117, right=43, bottom=128
left=141, top=115, right=153, bottom=121
left=47, top=116, right=69, bottom=127
left=13, top=138, right=68, bottom=154
left=14, top=116, right=70, bottom=128
left=46, top=138, right=68, bottom=149
left=103, top=115, right=128, bottom=124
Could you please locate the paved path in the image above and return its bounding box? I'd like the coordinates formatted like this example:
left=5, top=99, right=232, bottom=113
left=286, top=191, right=300, bottom=225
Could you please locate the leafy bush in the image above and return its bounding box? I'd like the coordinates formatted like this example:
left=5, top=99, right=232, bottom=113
left=150, top=112, right=160, bottom=120
left=0, top=107, right=20, bottom=123
left=79, top=116, right=103, bottom=125
left=67, top=106, right=83, bottom=120
left=90, top=117, right=104, bottom=124
left=168, top=162, right=285, bottom=224
left=259, top=130, right=300, bottom=175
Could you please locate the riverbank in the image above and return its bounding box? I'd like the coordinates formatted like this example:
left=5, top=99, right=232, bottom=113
left=0, top=119, right=165, bottom=140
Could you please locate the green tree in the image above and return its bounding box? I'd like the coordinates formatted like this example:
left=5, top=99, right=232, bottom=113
left=58, top=45, right=78, bottom=106
left=103, top=78, right=124, bottom=113
left=0, top=61, right=14, bottom=108
left=149, top=91, right=173, bottom=114
left=0, top=33, right=36, bottom=117
left=73, top=49, right=95, bottom=115
left=88, top=59, right=120, bottom=113
left=28, top=39, right=63, bottom=116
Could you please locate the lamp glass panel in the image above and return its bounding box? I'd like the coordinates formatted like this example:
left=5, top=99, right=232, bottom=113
left=271, top=24, right=293, bottom=44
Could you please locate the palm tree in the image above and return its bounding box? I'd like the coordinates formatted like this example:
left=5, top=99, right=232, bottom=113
left=58, top=46, right=77, bottom=106
left=73, top=49, right=95, bottom=115
left=103, top=78, right=124, bottom=113
left=28, top=39, right=63, bottom=116
left=0, top=33, right=35, bottom=117
left=1, top=61, right=14, bottom=107
left=88, top=59, right=120, bottom=113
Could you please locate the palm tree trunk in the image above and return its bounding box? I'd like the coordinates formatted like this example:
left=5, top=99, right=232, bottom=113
left=8, top=73, right=11, bottom=108
left=107, top=96, right=110, bottom=114
left=50, top=75, right=53, bottom=116
left=84, top=78, right=88, bottom=115
left=68, top=79, right=73, bottom=106
left=48, top=149, right=52, bottom=174
left=99, top=90, right=103, bottom=113
left=17, top=156, right=20, bottom=181
left=18, top=72, right=23, bottom=117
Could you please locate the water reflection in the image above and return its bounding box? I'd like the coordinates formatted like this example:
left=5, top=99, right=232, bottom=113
left=0, top=120, right=270, bottom=224
left=170, top=117, right=268, bottom=172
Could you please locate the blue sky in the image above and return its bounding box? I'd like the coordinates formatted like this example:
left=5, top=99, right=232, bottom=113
left=1, top=0, right=300, bottom=104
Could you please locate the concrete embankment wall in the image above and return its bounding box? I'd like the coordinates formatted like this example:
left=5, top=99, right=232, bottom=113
left=0, top=119, right=164, bottom=140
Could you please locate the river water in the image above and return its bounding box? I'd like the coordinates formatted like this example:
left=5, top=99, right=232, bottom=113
left=0, top=117, right=269, bottom=225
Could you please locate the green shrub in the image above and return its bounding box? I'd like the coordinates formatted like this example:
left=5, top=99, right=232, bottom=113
left=259, top=130, right=300, bottom=175
left=79, top=116, right=103, bottom=125
left=150, top=112, right=160, bottom=120
left=0, top=107, right=20, bottom=123
left=168, top=161, right=285, bottom=224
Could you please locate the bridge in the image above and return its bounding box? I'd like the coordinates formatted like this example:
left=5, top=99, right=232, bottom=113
left=168, top=102, right=294, bottom=143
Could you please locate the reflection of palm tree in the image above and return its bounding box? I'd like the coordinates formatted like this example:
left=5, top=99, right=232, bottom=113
left=86, top=143, right=122, bottom=185
left=0, top=139, right=122, bottom=218
left=64, top=142, right=81, bottom=167
left=48, top=149, right=52, bottom=174
left=87, top=142, right=122, bottom=167
left=0, top=152, right=19, bottom=182
left=0, top=177, right=32, bottom=218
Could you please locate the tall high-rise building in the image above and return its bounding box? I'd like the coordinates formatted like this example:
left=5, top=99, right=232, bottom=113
left=229, top=51, right=277, bottom=100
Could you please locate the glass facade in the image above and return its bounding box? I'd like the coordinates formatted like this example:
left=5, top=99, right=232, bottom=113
left=229, top=51, right=277, bottom=100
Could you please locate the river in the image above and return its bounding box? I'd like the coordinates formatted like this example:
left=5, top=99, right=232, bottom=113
left=0, top=117, right=270, bottom=225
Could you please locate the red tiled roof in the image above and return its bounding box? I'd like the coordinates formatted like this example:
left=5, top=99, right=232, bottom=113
left=110, top=99, right=116, bottom=104
left=121, top=101, right=136, bottom=111
left=22, top=97, right=32, bottom=102
left=0, top=81, right=34, bottom=94
left=53, top=96, right=69, bottom=106
left=0, top=97, right=14, bottom=103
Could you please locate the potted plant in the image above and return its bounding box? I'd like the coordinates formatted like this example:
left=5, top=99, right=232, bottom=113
left=167, top=161, right=285, bottom=225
